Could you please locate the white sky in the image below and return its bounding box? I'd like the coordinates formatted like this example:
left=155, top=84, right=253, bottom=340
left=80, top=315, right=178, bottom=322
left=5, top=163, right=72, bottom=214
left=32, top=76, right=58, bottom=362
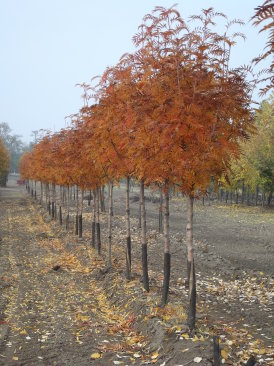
left=0, top=0, right=269, bottom=142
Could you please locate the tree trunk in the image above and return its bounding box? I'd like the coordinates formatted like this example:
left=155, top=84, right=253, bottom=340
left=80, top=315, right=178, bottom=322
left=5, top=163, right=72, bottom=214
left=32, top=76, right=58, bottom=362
left=140, top=180, right=149, bottom=292
left=186, top=195, right=194, bottom=287
left=235, top=188, right=239, bottom=204
left=107, top=181, right=113, bottom=268
left=138, top=198, right=141, bottom=229
left=92, top=189, right=96, bottom=248
left=59, top=205, right=62, bottom=225
left=161, top=188, right=171, bottom=306
left=186, top=195, right=197, bottom=329
left=247, top=185, right=250, bottom=206
left=255, top=185, right=259, bottom=206
left=125, top=176, right=132, bottom=280
left=96, top=187, right=101, bottom=255
left=213, top=336, right=221, bottom=366
left=75, top=186, right=79, bottom=235
left=100, top=186, right=105, bottom=212
left=241, top=181, right=245, bottom=204
left=40, top=182, right=43, bottom=205
left=78, top=190, right=83, bottom=239
left=267, top=191, right=272, bottom=206
left=159, top=188, right=163, bottom=234
left=66, top=186, right=70, bottom=231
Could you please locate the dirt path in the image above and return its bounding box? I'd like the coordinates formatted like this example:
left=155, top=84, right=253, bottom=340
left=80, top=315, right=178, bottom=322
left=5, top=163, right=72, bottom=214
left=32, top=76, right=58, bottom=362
left=0, top=178, right=273, bottom=365
left=0, top=179, right=149, bottom=365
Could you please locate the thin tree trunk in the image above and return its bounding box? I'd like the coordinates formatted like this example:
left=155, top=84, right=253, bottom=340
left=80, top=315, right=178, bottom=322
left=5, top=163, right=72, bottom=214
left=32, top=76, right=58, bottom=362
left=59, top=205, right=62, bottom=225
left=138, top=198, right=141, bottom=229
left=125, top=176, right=132, bottom=280
left=225, top=190, right=228, bottom=204
left=159, top=188, right=163, bottom=234
left=75, top=186, right=79, bottom=235
left=96, top=187, right=101, bottom=254
left=53, top=184, right=57, bottom=219
left=241, top=181, right=245, bottom=204
left=88, top=190, right=91, bottom=206
left=267, top=191, right=272, bottom=206
left=91, top=189, right=96, bottom=248
left=66, top=186, right=70, bottom=231
left=40, top=182, right=43, bottom=205
left=140, top=180, right=149, bottom=292
left=161, top=188, right=171, bottom=306
left=186, top=195, right=194, bottom=287
left=213, top=336, right=221, bottom=366
left=100, top=186, right=105, bottom=212
left=247, top=185, right=250, bottom=206
left=186, top=196, right=196, bottom=330
left=235, top=188, right=239, bottom=204
left=78, top=190, right=83, bottom=239
left=107, top=181, right=113, bottom=268
left=255, top=185, right=259, bottom=206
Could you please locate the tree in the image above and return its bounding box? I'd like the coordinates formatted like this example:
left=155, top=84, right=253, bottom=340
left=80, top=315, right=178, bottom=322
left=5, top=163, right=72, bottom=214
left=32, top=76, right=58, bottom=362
left=0, top=122, right=28, bottom=172
left=251, top=0, right=274, bottom=95
left=0, top=138, right=10, bottom=186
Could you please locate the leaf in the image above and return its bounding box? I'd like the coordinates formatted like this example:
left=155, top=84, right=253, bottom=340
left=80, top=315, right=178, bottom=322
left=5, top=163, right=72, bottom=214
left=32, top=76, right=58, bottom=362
left=20, top=329, right=27, bottom=335
left=12, top=357, right=19, bottom=361
left=194, top=357, right=202, bottom=363
left=151, top=351, right=159, bottom=359
left=221, top=349, right=228, bottom=359
left=90, top=353, right=101, bottom=359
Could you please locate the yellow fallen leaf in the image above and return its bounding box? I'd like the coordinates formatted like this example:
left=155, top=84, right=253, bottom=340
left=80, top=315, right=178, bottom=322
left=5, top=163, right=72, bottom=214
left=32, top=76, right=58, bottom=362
left=90, top=353, right=101, bottom=359
left=20, top=329, right=27, bottom=335
left=221, top=349, right=228, bottom=359
left=258, top=349, right=266, bottom=355
left=12, top=357, right=19, bottom=361
left=151, top=351, right=159, bottom=359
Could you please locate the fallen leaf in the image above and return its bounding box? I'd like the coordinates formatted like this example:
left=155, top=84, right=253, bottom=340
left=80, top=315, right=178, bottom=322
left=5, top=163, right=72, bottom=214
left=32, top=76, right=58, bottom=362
left=221, top=350, right=228, bottom=359
left=194, top=357, right=202, bottom=363
left=151, top=351, right=159, bottom=359
left=90, top=353, right=101, bottom=359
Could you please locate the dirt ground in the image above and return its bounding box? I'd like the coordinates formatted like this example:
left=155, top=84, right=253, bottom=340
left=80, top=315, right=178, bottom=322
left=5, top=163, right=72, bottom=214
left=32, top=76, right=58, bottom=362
left=0, top=176, right=273, bottom=366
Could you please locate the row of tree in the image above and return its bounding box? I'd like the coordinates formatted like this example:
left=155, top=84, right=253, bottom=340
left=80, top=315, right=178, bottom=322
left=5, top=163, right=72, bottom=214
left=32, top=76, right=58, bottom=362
left=224, top=94, right=273, bottom=205
left=19, top=5, right=267, bottom=330
left=0, top=138, right=10, bottom=186
left=0, top=122, right=30, bottom=175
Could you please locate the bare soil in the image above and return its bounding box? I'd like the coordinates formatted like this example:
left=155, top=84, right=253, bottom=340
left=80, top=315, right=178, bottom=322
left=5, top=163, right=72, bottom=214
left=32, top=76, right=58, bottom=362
left=0, top=176, right=273, bottom=366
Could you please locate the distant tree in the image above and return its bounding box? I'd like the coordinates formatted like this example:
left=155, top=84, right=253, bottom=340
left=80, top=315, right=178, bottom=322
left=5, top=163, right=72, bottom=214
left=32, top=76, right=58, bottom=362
left=0, top=138, right=10, bottom=186
left=0, top=122, right=28, bottom=172
left=224, top=93, right=273, bottom=204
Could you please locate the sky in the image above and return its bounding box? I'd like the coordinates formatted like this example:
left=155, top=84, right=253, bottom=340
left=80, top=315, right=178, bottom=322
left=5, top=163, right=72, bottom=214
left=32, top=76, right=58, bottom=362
left=0, top=0, right=269, bottom=143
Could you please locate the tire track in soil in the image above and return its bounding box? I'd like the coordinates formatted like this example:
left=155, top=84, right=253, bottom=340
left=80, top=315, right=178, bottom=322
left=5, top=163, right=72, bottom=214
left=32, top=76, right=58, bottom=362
left=0, top=197, right=146, bottom=366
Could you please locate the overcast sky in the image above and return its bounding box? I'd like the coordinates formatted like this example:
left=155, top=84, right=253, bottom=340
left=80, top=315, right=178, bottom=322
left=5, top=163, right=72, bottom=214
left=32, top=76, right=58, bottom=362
left=0, top=0, right=268, bottom=143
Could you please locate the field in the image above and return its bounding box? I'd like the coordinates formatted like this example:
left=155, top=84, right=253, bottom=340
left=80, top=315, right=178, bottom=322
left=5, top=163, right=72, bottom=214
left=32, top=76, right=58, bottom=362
left=0, top=175, right=273, bottom=366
